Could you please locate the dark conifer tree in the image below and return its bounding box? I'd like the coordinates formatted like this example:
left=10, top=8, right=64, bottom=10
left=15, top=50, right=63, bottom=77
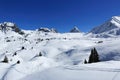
left=88, top=49, right=94, bottom=63
left=93, top=48, right=99, bottom=62
left=84, top=59, right=87, bottom=64
left=38, top=52, right=42, bottom=56
left=13, top=52, right=17, bottom=56
left=88, top=48, right=100, bottom=63
left=14, top=52, right=17, bottom=55
left=21, top=46, right=25, bottom=50
left=17, top=60, right=20, bottom=64
left=2, top=56, right=8, bottom=63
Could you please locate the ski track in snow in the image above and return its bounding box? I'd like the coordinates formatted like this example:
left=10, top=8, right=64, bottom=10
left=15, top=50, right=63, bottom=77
left=63, top=66, right=120, bottom=72
left=0, top=64, right=16, bottom=80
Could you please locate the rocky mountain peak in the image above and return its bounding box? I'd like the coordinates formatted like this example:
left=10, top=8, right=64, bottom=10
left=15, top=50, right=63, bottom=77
left=0, top=22, right=24, bottom=35
left=70, top=26, right=80, bottom=33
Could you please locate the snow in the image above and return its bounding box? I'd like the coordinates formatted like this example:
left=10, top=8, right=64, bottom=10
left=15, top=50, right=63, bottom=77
left=21, top=62, right=120, bottom=80
left=0, top=21, right=120, bottom=80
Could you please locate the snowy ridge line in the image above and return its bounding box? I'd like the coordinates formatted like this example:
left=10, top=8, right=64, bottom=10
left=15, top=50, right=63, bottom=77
left=112, top=17, right=120, bottom=24
left=62, top=66, right=120, bottom=72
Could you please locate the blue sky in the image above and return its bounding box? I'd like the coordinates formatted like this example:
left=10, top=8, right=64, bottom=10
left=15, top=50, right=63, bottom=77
left=0, top=0, right=120, bottom=32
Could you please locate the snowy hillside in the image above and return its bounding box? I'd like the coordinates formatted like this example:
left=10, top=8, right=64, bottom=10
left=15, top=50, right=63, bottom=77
left=89, top=16, right=120, bottom=37
left=0, top=20, right=120, bottom=80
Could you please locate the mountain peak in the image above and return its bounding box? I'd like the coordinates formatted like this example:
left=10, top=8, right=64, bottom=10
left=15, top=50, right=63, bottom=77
left=90, top=16, right=120, bottom=34
left=110, top=16, right=120, bottom=27
left=0, top=22, right=24, bottom=35
left=70, top=26, right=80, bottom=33
left=89, top=16, right=120, bottom=37
left=3, top=22, right=15, bottom=27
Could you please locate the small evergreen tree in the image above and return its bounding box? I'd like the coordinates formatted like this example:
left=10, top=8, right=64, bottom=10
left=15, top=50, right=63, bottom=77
left=13, top=52, right=17, bottom=56
left=21, top=46, right=25, bottom=50
left=31, top=47, right=33, bottom=49
left=38, top=52, right=42, bottom=56
left=88, top=49, right=94, bottom=63
left=84, top=59, right=87, bottom=64
left=17, top=60, right=20, bottom=64
left=93, top=48, right=99, bottom=62
left=88, top=47, right=100, bottom=63
left=2, top=56, right=8, bottom=63
left=14, top=52, right=17, bottom=55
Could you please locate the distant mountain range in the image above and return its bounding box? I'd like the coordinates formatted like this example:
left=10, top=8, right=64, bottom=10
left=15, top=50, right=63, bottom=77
left=1, top=16, right=120, bottom=38
left=0, top=22, right=24, bottom=35
left=0, top=22, right=82, bottom=34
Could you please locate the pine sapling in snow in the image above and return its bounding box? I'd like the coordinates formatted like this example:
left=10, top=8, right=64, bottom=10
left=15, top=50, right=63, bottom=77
left=2, top=56, right=8, bottom=63
left=38, top=52, right=42, bottom=56
left=84, top=59, right=88, bottom=64
left=21, top=46, right=25, bottom=50
left=93, top=48, right=99, bottom=62
left=13, top=52, right=17, bottom=56
left=17, top=60, right=20, bottom=64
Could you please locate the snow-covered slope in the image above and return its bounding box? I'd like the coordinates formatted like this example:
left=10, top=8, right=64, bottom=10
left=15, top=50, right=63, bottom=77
left=89, top=16, right=120, bottom=37
left=0, top=20, right=120, bottom=80
left=0, top=29, right=119, bottom=80
left=21, top=61, right=120, bottom=80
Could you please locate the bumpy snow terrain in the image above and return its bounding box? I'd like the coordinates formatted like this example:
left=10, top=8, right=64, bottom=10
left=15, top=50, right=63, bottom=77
left=0, top=20, right=120, bottom=80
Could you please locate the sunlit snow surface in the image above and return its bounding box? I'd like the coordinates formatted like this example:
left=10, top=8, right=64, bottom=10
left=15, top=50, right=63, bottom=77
left=0, top=31, right=120, bottom=80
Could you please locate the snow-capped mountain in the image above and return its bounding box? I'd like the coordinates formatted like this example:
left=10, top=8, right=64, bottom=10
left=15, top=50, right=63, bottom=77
left=70, top=26, right=81, bottom=33
left=0, top=22, right=24, bottom=35
left=89, top=16, right=120, bottom=37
